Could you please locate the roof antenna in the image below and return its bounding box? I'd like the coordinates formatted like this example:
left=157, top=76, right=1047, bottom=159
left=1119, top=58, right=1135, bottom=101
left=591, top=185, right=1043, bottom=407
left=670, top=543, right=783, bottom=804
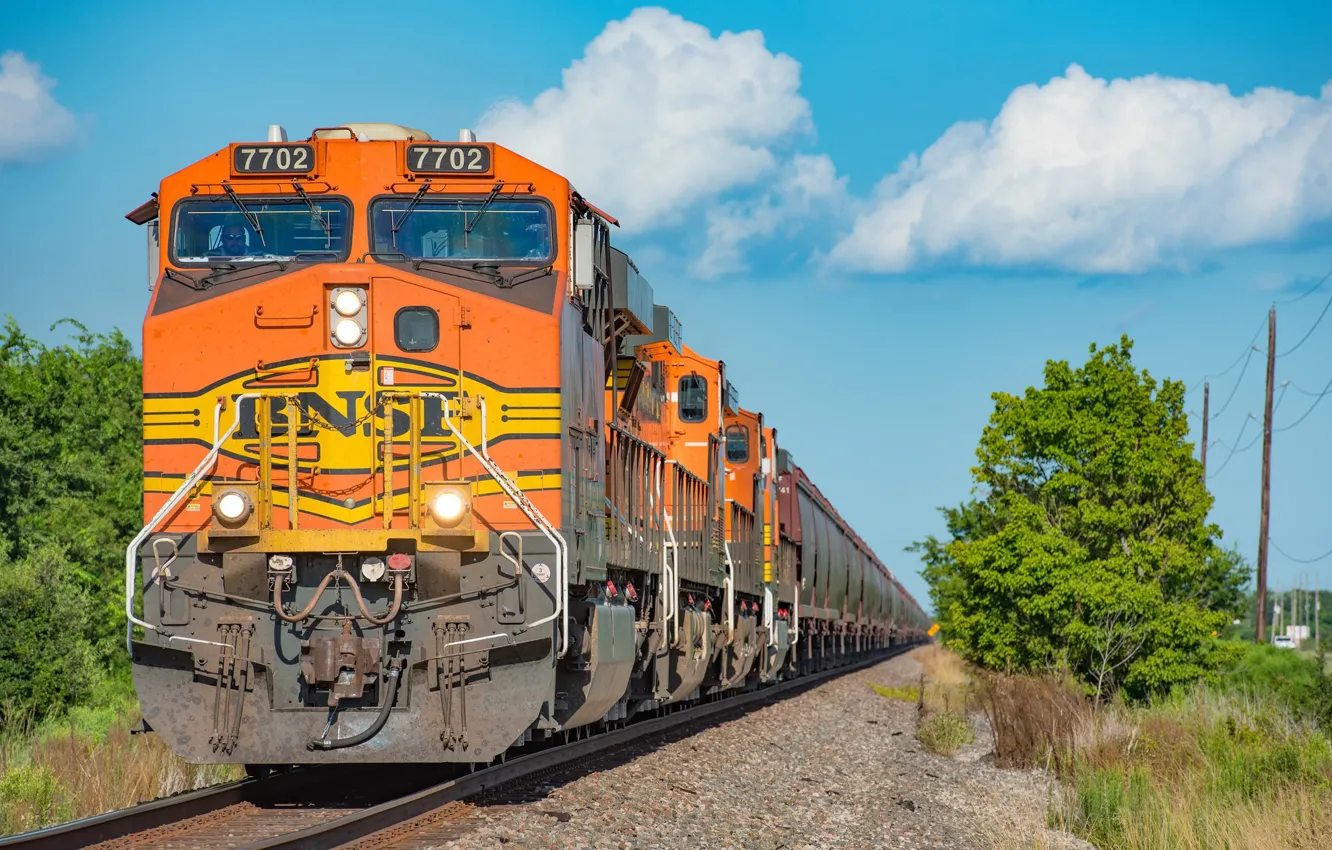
left=268, top=124, right=288, bottom=142
left=458, top=129, right=476, bottom=143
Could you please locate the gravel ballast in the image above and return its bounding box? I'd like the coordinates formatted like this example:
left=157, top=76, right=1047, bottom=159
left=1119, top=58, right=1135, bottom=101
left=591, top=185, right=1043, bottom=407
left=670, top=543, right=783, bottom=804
left=378, top=648, right=1090, bottom=849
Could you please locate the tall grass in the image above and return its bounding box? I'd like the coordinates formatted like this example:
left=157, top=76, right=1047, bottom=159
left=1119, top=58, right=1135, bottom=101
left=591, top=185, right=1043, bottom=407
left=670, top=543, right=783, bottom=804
left=899, top=645, right=976, bottom=755
left=975, top=657, right=1332, bottom=849
left=0, top=695, right=241, bottom=836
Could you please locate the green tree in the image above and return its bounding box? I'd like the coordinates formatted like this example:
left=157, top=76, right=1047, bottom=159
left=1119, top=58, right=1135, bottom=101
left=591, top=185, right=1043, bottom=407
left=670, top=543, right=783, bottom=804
left=0, top=545, right=101, bottom=725
left=905, top=499, right=1004, bottom=638
left=0, top=317, right=142, bottom=721
left=1193, top=544, right=1252, bottom=620
left=911, top=337, right=1245, bottom=701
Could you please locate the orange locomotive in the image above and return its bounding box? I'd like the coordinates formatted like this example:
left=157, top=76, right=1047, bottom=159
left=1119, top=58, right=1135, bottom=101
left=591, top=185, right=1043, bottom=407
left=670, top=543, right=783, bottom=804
left=123, top=122, right=931, bottom=768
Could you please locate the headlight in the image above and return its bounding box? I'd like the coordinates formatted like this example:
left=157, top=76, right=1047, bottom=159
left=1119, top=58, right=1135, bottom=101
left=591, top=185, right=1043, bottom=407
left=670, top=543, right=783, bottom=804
left=214, top=489, right=251, bottom=523
left=333, top=289, right=363, bottom=317
left=430, top=490, right=466, bottom=524
left=333, top=318, right=364, bottom=346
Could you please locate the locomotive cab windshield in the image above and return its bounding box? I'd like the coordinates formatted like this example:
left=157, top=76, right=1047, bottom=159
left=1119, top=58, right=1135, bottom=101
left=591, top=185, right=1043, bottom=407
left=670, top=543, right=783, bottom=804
left=171, top=195, right=351, bottom=265
left=369, top=196, right=553, bottom=263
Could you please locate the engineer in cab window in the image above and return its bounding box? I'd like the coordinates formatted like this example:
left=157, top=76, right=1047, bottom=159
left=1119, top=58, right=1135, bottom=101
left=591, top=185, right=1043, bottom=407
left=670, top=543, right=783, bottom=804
left=211, top=224, right=256, bottom=258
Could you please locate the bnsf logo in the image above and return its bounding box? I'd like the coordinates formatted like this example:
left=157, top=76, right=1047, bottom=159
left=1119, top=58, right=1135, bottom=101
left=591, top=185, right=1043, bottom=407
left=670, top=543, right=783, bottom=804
left=143, top=360, right=560, bottom=479
left=232, top=392, right=459, bottom=440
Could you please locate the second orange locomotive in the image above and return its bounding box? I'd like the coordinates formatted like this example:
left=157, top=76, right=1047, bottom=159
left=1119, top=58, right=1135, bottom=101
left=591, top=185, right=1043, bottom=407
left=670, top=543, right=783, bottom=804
left=123, top=122, right=930, bottom=767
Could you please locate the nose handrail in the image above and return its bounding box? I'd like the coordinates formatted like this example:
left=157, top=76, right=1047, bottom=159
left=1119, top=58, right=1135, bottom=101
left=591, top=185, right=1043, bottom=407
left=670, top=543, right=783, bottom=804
left=128, top=390, right=568, bottom=660
left=125, top=395, right=259, bottom=654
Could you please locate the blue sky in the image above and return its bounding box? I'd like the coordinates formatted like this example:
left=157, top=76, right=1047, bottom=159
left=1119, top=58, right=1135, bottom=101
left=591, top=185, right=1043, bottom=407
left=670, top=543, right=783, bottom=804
left=2, top=1, right=1331, bottom=614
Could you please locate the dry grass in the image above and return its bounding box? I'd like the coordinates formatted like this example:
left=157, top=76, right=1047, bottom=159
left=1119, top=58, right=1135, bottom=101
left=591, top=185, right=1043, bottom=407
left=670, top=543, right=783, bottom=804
left=973, top=665, right=1332, bottom=850
left=977, top=672, right=1110, bottom=772
left=898, top=645, right=980, bottom=757
left=982, top=825, right=1078, bottom=850
left=1109, top=782, right=1332, bottom=850
left=912, top=643, right=974, bottom=715
left=0, top=705, right=241, bottom=836
left=917, top=642, right=970, bottom=693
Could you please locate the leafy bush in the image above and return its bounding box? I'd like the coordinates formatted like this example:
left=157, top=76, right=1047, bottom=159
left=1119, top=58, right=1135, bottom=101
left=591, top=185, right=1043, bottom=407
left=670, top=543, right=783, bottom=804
left=0, top=546, right=102, bottom=725
left=1214, top=642, right=1323, bottom=720
left=0, top=318, right=142, bottom=724
left=0, top=764, right=69, bottom=835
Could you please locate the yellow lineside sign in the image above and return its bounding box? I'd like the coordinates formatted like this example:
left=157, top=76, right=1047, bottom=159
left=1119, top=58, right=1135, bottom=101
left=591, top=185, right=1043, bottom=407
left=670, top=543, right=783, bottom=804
left=928, top=623, right=940, bottom=637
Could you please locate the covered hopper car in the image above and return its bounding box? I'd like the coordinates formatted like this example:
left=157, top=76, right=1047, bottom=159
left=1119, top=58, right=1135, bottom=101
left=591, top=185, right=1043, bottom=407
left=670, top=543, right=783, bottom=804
left=121, top=122, right=931, bottom=768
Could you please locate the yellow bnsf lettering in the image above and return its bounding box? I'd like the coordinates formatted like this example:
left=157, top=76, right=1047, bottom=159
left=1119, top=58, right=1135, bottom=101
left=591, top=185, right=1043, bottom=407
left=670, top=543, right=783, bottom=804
left=235, top=392, right=458, bottom=441
left=143, top=356, right=562, bottom=523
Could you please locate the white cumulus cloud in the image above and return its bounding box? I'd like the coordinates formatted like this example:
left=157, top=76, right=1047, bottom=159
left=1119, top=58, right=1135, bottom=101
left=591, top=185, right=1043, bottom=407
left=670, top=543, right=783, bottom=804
left=692, top=153, right=846, bottom=276
left=475, top=7, right=815, bottom=232
left=827, top=64, right=1332, bottom=274
left=0, top=51, right=77, bottom=164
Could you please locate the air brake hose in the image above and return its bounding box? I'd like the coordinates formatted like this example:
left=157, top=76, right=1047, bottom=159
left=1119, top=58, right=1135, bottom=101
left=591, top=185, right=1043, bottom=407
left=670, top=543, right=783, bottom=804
left=306, top=662, right=402, bottom=751
left=274, top=569, right=405, bottom=625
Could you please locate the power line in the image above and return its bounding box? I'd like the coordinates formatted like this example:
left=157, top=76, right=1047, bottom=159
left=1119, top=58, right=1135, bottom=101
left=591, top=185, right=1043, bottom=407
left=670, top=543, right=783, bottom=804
left=1271, top=539, right=1332, bottom=564
left=1186, top=314, right=1267, bottom=399
left=1287, top=380, right=1328, bottom=397
left=1274, top=373, right=1332, bottom=433
left=1276, top=267, right=1332, bottom=305
left=1203, top=375, right=1293, bottom=481
left=1276, top=290, right=1332, bottom=357
left=1205, top=383, right=1288, bottom=451
left=1206, top=413, right=1257, bottom=480
left=1207, top=384, right=1289, bottom=448
left=1189, top=269, right=1331, bottom=399
left=1206, top=435, right=1258, bottom=479
left=1208, top=344, right=1259, bottom=421
left=1209, top=429, right=1261, bottom=456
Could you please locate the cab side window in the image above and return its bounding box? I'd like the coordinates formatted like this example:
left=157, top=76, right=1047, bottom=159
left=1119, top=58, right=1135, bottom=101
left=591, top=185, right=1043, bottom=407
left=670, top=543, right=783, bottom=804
left=679, top=374, right=707, bottom=423
left=726, top=424, right=750, bottom=463
left=395, top=307, right=439, bottom=352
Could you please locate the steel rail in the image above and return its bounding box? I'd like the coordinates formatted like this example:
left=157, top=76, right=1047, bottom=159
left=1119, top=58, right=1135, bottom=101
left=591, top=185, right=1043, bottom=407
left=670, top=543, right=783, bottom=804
left=252, top=645, right=919, bottom=850
left=0, top=773, right=265, bottom=849
left=0, top=644, right=919, bottom=850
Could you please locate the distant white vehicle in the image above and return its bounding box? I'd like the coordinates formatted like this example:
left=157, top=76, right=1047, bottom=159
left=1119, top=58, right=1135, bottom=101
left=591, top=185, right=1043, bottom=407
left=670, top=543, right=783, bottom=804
left=1274, top=635, right=1296, bottom=649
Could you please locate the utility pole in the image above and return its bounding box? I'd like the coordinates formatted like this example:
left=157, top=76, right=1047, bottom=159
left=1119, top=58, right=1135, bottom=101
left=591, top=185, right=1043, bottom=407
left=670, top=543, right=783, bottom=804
left=1256, top=306, right=1275, bottom=644
left=1201, top=382, right=1210, bottom=482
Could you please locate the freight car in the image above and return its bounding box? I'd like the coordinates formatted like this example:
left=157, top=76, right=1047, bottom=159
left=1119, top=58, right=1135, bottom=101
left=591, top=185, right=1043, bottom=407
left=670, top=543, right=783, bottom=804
left=121, top=122, right=931, bottom=769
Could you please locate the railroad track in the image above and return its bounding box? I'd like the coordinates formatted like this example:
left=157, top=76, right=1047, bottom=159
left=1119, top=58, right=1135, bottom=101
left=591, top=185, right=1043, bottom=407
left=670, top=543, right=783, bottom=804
left=1, top=647, right=915, bottom=850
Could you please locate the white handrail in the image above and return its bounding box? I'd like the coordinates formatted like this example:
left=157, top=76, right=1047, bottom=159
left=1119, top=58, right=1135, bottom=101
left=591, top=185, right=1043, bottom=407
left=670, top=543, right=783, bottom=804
left=761, top=475, right=777, bottom=648
left=722, top=540, right=736, bottom=642
left=426, top=394, right=568, bottom=657
left=791, top=579, right=801, bottom=646
left=662, top=461, right=681, bottom=646
left=125, top=395, right=258, bottom=654
left=653, top=458, right=676, bottom=644
left=765, top=587, right=777, bottom=647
